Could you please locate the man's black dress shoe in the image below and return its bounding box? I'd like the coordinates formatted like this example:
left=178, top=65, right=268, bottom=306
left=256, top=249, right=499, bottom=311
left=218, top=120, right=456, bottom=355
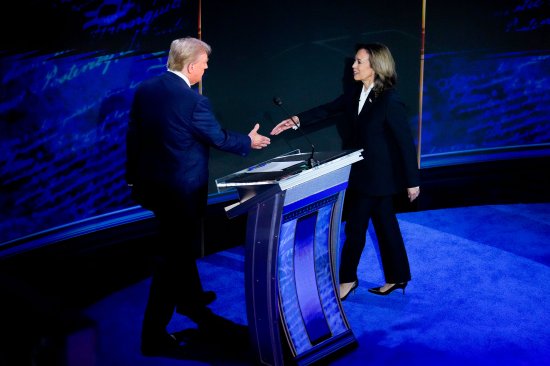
left=176, top=291, right=217, bottom=316
left=141, top=332, right=181, bottom=356
left=199, top=290, right=217, bottom=305
left=196, top=312, right=250, bottom=343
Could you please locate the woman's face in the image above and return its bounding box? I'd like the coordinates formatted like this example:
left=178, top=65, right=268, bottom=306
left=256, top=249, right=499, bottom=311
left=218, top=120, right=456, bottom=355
left=352, top=49, right=375, bottom=85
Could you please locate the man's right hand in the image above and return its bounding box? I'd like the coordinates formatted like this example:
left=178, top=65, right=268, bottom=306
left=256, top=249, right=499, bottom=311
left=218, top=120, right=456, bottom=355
left=248, top=123, right=271, bottom=149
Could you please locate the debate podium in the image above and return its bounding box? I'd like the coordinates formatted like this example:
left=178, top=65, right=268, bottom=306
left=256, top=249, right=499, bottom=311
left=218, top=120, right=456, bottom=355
left=215, top=149, right=363, bottom=365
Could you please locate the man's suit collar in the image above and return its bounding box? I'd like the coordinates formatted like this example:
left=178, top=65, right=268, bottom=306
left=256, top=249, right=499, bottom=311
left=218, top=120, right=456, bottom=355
left=167, top=70, right=191, bottom=87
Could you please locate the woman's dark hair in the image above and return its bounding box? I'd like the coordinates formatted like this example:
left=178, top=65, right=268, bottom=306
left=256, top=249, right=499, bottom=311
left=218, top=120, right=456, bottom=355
left=355, top=43, right=397, bottom=95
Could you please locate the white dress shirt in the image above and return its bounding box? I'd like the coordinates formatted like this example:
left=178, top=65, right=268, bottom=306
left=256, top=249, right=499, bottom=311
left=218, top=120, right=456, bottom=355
left=358, top=83, right=374, bottom=114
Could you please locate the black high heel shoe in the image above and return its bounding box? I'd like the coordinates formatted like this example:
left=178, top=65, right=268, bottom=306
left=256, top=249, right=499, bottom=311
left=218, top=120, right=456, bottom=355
left=368, top=282, right=407, bottom=296
left=339, top=280, right=359, bottom=301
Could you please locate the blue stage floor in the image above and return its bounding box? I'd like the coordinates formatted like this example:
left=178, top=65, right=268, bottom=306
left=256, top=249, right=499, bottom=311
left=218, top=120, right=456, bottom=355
left=78, top=203, right=550, bottom=366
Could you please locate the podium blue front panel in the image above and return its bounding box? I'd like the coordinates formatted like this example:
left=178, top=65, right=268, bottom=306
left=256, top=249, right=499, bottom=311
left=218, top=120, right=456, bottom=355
left=278, top=194, right=348, bottom=357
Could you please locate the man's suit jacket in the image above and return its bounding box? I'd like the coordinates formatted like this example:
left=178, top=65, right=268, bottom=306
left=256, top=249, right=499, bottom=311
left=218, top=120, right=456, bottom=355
left=126, top=71, right=251, bottom=214
left=297, top=84, right=420, bottom=196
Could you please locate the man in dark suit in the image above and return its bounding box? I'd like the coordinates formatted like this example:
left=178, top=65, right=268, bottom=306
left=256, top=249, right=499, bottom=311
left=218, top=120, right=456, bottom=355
left=126, top=36, right=270, bottom=356
left=271, top=43, right=420, bottom=300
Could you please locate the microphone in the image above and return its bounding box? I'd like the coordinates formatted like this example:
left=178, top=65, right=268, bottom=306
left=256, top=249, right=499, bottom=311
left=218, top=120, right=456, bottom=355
left=272, top=97, right=318, bottom=168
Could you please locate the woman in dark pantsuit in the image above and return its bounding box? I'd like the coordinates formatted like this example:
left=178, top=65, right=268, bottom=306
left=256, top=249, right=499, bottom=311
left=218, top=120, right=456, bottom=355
left=271, top=43, right=420, bottom=299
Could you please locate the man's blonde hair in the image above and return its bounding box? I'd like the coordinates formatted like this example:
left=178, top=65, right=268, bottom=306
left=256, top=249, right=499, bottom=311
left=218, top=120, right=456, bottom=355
left=167, top=37, right=212, bottom=71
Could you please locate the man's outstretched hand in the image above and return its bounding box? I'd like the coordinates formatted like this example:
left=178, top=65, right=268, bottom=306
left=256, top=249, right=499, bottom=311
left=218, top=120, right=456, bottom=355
left=249, top=123, right=271, bottom=149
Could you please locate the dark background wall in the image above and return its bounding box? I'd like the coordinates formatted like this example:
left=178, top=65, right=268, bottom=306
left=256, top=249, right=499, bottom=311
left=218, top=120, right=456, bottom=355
left=201, top=0, right=423, bottom=182
left=1, top=0, right=549, bottom=248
